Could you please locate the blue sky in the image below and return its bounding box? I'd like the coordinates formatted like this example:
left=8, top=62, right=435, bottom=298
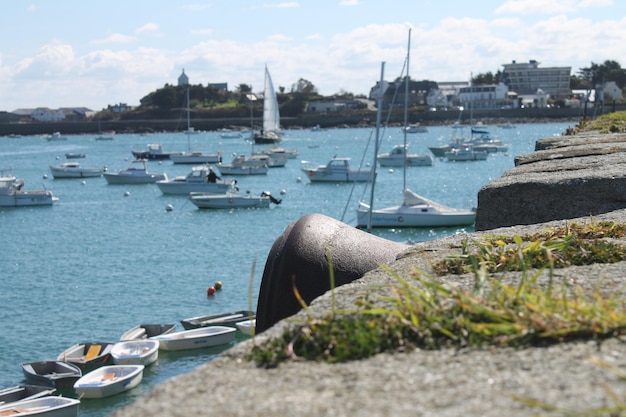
left=0, top=0, right=623, bottom=111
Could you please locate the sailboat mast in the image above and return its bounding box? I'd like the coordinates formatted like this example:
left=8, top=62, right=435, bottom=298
left=366, top=61, right=386, bottom=233
left=402, top=29, right=411, bottom=192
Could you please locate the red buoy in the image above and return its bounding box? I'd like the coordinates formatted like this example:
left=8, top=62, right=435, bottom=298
left=207, top=286, right=216, bottom=296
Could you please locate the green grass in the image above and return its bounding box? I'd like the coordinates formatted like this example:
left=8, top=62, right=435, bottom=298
left=250, top=221, right=626, bottom=368
left=565, top=110, right=626, bottom=135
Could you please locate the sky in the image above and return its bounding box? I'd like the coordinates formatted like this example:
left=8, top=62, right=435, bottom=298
left=0, top=0, right=624, bottom=111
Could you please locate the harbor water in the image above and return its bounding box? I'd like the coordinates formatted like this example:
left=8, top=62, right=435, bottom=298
left=0, top=121, right=573, bottom=416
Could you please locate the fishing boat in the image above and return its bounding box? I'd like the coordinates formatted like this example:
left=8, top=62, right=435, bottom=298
left=64, top=153, right=85, bottom=159
left=103, top=159, right=168, bottom=185
left=156, top=165, right=233, bottom=195
left=180, top=310, right=255, bottom=330
left=217, top=155, right=269, bottom=175
left=21, top=361, right=82, bottom=391
left=151, top=326, right=236, bottom=351
left=57, top=342, right=114, bottom=372
left=49, top=162, right=104, bottom=179
left=0, top=396, right=80, bottom=417
left=356, top=30, right=476, bottom=230
left=252, top=147, right=299, bottom=159
left=377, top=145, right=433, bottom=167
left=73, top=364, right=144, bottom=398
left=110, top=340, right=159, bottom=366
left=119, top=323, right=177, bottom=341
left=0, top=385, right=56, bottom=405
left=131, top=143, right=180, bottom=160
left=254, top=66, right=282, bottom=144
left=0, top=170, right=58, bottom=207
left=189, top=191, right=281, bottom=209
left=301, top=157, right=372, bottom=183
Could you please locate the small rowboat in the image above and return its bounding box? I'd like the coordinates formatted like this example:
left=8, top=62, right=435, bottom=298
left=235, top=319, right=256, bottom=336
left=151, top=326, right=236, bottom=351
left=0, top=395, right=80, bottom=417
left=119, top=324, right=176, bottom=341
left=180, top=310, right=255, bottom=330
left=21, top=361, right=82, bottom=391
left=110, top=340, right=159, bottom=366
left=73, top=364, right=144, bottom=399
left=0, top=385, right=56, bottom=405
left=57, top=342, right=114, bottom=372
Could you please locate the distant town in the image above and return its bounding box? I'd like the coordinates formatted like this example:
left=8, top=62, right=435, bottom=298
left=1, top=59, right=624, bottom=134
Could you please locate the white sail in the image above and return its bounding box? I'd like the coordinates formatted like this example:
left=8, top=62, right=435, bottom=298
left=262, top=66, right=280, bottom=134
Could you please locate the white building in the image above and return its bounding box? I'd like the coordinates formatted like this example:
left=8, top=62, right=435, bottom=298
left=31, top=108, right=66, bottom=122
left=458, top=82, right=517, bottom=109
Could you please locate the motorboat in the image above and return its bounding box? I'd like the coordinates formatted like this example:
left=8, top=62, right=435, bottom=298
left=170, top=151, right=221, bottom=165
left=131, top=143, right=180, bottom=160
left=21, top=361, right=82, bottom=391
left=235, top=319, right=256, bottom=336
left=357, top=188, right=476, bottom=228
left=402, top=123, right=428, bottom=133
left=110, top=340, right=159, bottom=366
left=0, top=385, right=56, bottom=405
left=57, top=342, right=114, bottom=372
left=49, top=162, right=104, bottom=179
left=377, top=145, right=433, bottom=167
left=156, top=165, right=233, bottom=195
left=45, top=132, right=67, bottom=141
left=151, top=326, right=236, bottom=351
left=103, top=159, right=168, bottom=185
left=219, top=129, right=243, bottom=139
left=0, top=170, right=58, bottom=207
left=73, top=364, right=144, bottom=398
left=217, top=155, right=269, bottom=175
left=180, top=310, right=255, bottom=330
left=301, top=157, right=372, bottom=183
left=0, top=396, right=80, bottom=417
left=252, top=147, right=299, bottom=159
left=253, top=66, right=282, bottom=144
left=189, top=191, right=281, bottom=209
left=246, top=154, right=287, bottom=168
left=444, top=146, right=488, bottom=161
left=119, top=323, right=177, bottom=341
left=64, top=153, right=85, bottom=159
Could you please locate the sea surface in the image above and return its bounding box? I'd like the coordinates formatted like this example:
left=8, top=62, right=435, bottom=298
left=0, top=121, right=574, bottom=416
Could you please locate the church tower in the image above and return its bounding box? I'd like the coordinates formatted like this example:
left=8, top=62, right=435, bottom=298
left=178, top=69, right=189, bottom=86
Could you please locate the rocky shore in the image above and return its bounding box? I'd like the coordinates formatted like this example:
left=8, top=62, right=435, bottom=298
left=113, top=130, right=626, bottom=417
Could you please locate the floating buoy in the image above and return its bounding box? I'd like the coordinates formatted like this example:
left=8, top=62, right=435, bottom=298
left=214, top=281, right=223, bottom=290
left=280, top=189, right=286, bottom=195
left=388, top=169, right=394, bottom=173
left=43, top=174, right=48, bottom=179
left=165, top=204, right=174, bottom=212
left=207, top=286, right=216, bottom=296
left=124, top=191, right=130, bottom=197
left=296, top=177, right=302, bottom=183
left=81, top=181, right=86, bottom=185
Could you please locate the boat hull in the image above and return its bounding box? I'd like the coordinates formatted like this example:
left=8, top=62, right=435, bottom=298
left=156, top=181, right=231, bottom=195
left=57, top=342, right=114, bottom=372
left=181, top=310, right=255, bottom=330
left=22, top=361, right=82, bottom=391
left=73, top=365, right=144, bottom=398
left=356, top=206, right=476, bottom=228
left=104, top=172, right=167, bottom=184
left=0, top=191, right=57, bottom=207
left=0, top=396, right=79, bottom=417
left=49, top=166, right=103, bottom=178
left=120, top=324, right=177, bottom=341
left=152, top=326, right=236, bottom=351
left=235, top=319, right=256, bottom=336
left=302, top=169, right=371, bottom=182
left=111, top=340, right=159, bottom=366
left=170, top=153, right=221, bottom=164
left=190, top=194, right=271, bottom=209
left=0, top=385, right=56, bottom=405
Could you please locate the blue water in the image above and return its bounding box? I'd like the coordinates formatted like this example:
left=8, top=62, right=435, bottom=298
left=0, top=121, right=573, bottom=416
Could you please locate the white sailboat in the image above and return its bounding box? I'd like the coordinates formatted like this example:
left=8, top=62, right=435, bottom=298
left=356, top=30, right=475, bottom=230
left=170, top=88, right=221, bottom=165
left=254, top=66, right=282, bottom=144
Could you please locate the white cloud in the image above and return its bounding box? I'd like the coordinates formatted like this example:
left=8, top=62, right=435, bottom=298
left=92, top=34, right=136, bottom=45
left=135, top=23, right=160, bottom=34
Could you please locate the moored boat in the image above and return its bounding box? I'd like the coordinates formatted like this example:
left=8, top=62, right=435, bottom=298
left=151, top=326, right=236, bottom=351
left=0, top=396, right=79, bottom=417
left=0, top=170, right=57, bottom=207
left=73, top=364, right=144, bottom=398
left=377, top=145, right=433, bottom=167
left=156, top=165, right=233, bottom=195
left=103, top=159, right=167, bottom=185
left=21, top=361, right=82, bottom=391
left=0, top=385, right=56, bottom=405
left=189, top=191, right=281, bottom=209
left=110, top=340, right=159, bottom=366
left=235, top=319, right=256, bottom=336
left=57, top=342, right=114, bottom=372
left=131, top=143, right=180, bottom=160
left=119, top=323, right=177, bottom=341
left=301, top=157, right=372, bottom=183
left=49, top=162, right=104, bottom=179
left=181, top=310, right=256, bottom=330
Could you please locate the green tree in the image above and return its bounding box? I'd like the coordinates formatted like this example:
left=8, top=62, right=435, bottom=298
left=577, top=60, right=626, bottom=89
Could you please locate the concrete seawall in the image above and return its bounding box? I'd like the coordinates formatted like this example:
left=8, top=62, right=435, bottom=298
left=112, top=130, right=626, bottom=417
